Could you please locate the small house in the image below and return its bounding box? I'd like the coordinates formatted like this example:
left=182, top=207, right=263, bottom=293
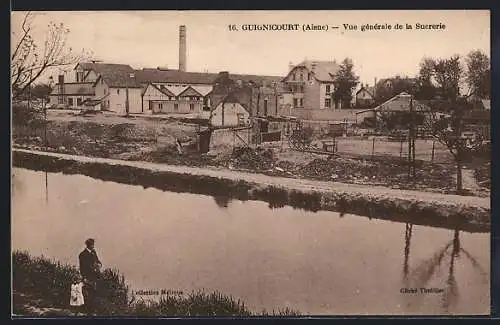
left=210, top=93, right=250, bottom=127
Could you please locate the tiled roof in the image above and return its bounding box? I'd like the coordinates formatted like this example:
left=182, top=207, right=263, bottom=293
left=135, top=68, right=282, bottom=87
left=136, top=69, right=216, bottom=85
left=295, top=60, right=341, bottom=82
left=373, top=92, right=431, bottom=112
left=77, top=63, right=143, bottom=88
left=49, top=83, right=95, bottom=96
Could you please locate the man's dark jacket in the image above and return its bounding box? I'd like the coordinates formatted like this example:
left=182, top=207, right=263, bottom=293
left=79, top=248, right=101, bottom=281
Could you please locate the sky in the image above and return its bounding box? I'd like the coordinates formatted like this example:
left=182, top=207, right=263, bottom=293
left=11, top=10, right=490, bottom=86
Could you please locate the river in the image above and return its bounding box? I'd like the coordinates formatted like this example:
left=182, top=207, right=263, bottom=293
left=11, top=168, right=490, bottom=315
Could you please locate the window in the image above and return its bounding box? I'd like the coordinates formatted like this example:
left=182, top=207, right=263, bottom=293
left=325, top=98, right=331, bottom=108
left=326, top=85, right=331, bottom=94
left=237, top=113, right=245, bottom=126
left=189, top=103, right=195, bottom=111
left=117, top=89, right=120, bottom=94
left=58, top=96, right=64, bottom=104
left=77, top=98, right=82, bottom=106
left=298, top=85, right=304, bottom=93
left=158, top=103, right=163, bottom=110
left=300, top=73, right=304, bottom=81
left=293, top=73, right=296, bottom=81
left=174, top=103, right=179, bottom=111
left=299, top=98, right=303, bottom=107
left=293, top=98, right=298, bottom=108
left=68, top=98, right=74, bottom=106
left=76, top=71, right=85, bottom=82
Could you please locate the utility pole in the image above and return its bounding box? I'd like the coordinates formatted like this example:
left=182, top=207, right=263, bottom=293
left=275, top=83, right=278, bottom=116
left=408, top=95, right=416, bottom=179
left=125, top=81, right=129, bottom=116
left=125, top=72, right=134, bottom=116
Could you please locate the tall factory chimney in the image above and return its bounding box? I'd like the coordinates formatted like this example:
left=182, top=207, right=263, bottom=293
left=179, top=25, right=187, bottom=72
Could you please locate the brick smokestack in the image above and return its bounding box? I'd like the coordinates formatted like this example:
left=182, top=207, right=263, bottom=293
left=179, top=25, right=187, bottom=72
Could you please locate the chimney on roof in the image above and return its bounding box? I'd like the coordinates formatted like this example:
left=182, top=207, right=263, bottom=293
left=179, top=25, right=187, bottom=72
left=58, top=74, right=65, bottom=103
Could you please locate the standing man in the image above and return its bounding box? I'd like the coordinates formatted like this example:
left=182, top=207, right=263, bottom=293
left=79, top=238, right=102, bottom=313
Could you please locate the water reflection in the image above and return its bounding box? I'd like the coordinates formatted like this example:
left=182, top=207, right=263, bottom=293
left=402, top=225, right=488, bottom=313
left=13, top=151, right=489, bottom=233
left=12, top=168, right=490, bottom=315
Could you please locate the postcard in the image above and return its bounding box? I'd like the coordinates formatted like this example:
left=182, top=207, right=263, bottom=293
left=11, top=10, right=491, bottom=317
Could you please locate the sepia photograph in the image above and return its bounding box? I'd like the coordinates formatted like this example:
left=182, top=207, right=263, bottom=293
left=11, top=10, right=491, bottom=317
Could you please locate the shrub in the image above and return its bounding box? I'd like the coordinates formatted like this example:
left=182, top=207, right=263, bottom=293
left=12, top=104, right=44, bottom=128
left=12, top=250, right=302, bottom=317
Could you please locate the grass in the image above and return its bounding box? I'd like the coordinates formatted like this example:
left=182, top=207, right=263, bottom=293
left=12, top=250, right=302, bottom=317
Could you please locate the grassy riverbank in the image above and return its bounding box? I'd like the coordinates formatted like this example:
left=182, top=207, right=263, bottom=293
left=12, top=150, right=490, bottom=232
left=12, top=251, right=300, bottom=317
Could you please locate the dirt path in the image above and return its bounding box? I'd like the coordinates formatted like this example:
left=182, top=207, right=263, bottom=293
left=13, top=149, right=490, bottom=210
left=12, top=291, right=86, bottom=317
left=461, top=168, right=485, bottom=196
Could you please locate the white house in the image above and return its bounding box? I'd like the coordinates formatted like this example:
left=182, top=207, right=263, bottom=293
left=49, top=62, right=143, bottom=114
left=48, top=79, right=95, bottom=109
left=142, top=83, right=212, bottom=115
left=210, top=93, right=250, bottom=127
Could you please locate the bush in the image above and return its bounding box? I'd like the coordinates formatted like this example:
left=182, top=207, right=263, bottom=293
left=12, top=250, right=129, bottom=312
left=12, top=104, right=44, bottom=128
left=12, top=250, right=302, bottom=317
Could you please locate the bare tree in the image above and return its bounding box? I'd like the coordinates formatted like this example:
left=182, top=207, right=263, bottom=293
left=11, top=12, right=90, bottom=99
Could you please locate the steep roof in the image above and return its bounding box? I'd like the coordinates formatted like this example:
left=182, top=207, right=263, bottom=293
left=212, top=92, right=249, bottom=113
left=178, top=86, right=202, bottom=97
left=356, top=85, right=375, bottom=98
left=76, top=62, right=142, bottom=88
left=191, top=85, right=213, bottom=97
left=285, top=60, right=341, bottom=82
left=147, top=84, right=176, bottom=97
left=49, top=82, right=95, bottom=96
left=372, top=92, right=431, bottom=112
